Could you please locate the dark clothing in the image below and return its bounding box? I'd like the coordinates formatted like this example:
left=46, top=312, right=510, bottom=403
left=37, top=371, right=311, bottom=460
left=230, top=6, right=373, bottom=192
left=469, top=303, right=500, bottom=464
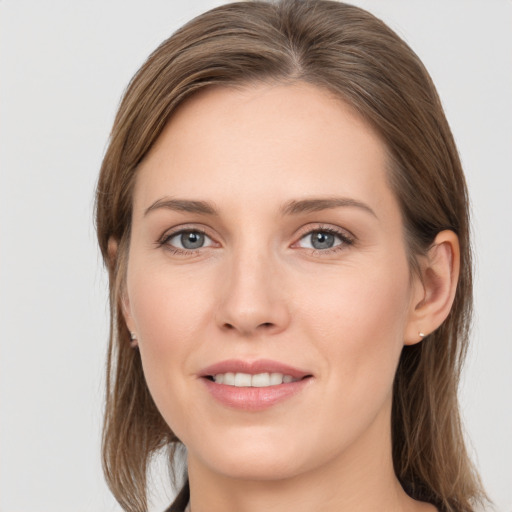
left=165, top=480, right=190, bottom=512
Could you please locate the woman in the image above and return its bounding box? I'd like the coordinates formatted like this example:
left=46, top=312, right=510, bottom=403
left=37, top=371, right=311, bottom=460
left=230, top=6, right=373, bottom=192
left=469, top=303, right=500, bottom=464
left=95, top=1, right=488, bottom=511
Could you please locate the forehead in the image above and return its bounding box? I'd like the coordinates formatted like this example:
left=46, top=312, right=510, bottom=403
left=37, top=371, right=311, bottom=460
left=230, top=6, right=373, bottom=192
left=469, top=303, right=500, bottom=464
left=134, top=82, right=394, bottom=219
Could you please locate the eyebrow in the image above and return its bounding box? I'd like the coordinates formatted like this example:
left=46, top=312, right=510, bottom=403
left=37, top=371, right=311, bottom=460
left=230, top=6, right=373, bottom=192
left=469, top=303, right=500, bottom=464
left=280, top=197, right=377, bottom=218
left=144, top=196, right=377, bottom=218
left=144, top=198, right=218, bottom=216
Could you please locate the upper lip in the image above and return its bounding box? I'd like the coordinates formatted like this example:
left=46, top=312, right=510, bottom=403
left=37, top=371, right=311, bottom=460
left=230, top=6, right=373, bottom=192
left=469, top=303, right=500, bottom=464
left=199, top=359, right=312, bottom=380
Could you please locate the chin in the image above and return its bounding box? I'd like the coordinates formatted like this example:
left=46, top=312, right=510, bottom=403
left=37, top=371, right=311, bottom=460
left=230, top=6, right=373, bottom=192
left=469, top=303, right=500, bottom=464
left=188, top=427, right=320, bottom=482
left=208, top=453, right=307, bottom=482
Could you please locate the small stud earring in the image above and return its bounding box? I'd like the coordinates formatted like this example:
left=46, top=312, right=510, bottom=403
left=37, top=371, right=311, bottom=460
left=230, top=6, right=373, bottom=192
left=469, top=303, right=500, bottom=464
left=419, top=332, right=426, bottom=338
left=129, top=332, right=139, bottom=349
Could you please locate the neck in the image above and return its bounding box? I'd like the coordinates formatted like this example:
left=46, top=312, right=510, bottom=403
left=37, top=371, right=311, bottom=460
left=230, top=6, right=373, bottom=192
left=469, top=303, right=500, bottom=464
left=185, top=403, right=432, bottom=512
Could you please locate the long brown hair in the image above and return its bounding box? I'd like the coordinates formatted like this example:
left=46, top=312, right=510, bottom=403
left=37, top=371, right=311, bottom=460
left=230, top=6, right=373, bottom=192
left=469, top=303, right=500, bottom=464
left=95, top=1, right=488, bottom=510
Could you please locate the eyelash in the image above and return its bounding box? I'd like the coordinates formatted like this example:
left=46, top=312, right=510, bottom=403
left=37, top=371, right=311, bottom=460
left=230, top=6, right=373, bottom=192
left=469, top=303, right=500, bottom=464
left=157, top=224, right=354, bottom=257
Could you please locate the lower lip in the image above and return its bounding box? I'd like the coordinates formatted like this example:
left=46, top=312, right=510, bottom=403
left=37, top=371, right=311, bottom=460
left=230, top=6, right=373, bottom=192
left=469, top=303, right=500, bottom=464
left=202, top=377, right=312, bottom=411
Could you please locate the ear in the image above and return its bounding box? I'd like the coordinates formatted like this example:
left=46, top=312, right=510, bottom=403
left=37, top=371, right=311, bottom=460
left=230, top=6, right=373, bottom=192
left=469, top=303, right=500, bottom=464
left=404, top=230, right=460, bottom=345
left=108, top=237, right=138, bottom=347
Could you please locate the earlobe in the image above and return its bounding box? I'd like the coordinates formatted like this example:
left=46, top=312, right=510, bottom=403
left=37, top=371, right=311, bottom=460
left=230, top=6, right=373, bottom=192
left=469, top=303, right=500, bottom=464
left=108, top=237, right=139, bottom=347
left=121, top=297, right=138, bottom=347
left=121, top=293, right=138, bottom=347
left=404, top=230, right=460, bottom=345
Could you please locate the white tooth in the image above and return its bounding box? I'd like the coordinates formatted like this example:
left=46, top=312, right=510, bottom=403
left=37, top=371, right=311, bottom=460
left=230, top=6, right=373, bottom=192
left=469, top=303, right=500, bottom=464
left=213, top=372, right=297, bottom=387
left=251, top=373, right=270, bottom=387
left=223, top=372, right=235, bottom=386
left=269, top=372, right=284, bottom=385
left=234, top=372, right=252, bottom=387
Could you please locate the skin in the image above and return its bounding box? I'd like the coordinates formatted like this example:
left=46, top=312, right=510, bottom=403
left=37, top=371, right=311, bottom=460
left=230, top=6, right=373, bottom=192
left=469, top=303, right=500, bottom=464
left=120, top=82, right=459, bottom=512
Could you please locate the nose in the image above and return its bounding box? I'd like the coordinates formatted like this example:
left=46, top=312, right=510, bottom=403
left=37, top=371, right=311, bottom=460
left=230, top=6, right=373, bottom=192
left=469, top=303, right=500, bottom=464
left=215, top=247, right=290, bottom=337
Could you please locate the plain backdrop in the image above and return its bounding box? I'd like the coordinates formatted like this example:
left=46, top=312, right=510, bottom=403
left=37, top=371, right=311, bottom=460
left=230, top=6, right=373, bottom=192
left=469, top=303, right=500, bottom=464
left=1, top=1, right=511, bottom=511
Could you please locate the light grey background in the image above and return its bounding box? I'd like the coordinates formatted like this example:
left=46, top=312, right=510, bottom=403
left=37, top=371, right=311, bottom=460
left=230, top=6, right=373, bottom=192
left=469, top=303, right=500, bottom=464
left=1, top=1, right=511, bottom=511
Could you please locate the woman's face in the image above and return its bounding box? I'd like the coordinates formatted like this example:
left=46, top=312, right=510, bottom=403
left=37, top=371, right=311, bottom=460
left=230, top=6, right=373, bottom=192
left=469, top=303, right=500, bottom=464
left=124, top=82, right=423, bottom=481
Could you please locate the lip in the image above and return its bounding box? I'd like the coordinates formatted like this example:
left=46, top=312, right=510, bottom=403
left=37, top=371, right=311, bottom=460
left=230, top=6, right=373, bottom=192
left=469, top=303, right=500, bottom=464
left=199, top=359, right=313, bottom=411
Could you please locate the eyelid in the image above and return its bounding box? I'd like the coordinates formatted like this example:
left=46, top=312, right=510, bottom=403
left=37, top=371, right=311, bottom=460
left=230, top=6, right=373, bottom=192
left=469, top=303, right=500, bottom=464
left=294, top=223, right=355, bottom=242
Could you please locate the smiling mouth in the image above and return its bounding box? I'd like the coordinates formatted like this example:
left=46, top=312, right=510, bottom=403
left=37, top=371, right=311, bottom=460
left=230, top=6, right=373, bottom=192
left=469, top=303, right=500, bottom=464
left=200, top=360, right=313, bottom=410
left=204, top=372, right=312, bottom=387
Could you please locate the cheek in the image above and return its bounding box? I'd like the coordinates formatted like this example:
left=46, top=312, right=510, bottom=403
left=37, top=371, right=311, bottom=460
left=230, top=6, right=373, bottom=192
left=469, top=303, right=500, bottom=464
left=129, top=260, right=213, bottom=344
left=298, top=261, right=410, bottom=403
left=126, top=263, right=215, bottom=419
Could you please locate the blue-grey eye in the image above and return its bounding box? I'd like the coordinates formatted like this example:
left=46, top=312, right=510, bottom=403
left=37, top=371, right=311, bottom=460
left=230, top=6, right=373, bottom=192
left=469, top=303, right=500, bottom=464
left=298, top=230, right=344, bottom=250
left=312, top=232, right=335, bottom=249
left=167, top=230, right=213, bottom=250
left=181, top=231, right=205, bottom=249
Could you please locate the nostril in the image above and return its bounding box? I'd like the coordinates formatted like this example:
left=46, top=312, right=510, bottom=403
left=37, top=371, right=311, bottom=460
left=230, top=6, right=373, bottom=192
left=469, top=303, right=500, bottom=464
left=222, top=321, right=275, bottom=333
